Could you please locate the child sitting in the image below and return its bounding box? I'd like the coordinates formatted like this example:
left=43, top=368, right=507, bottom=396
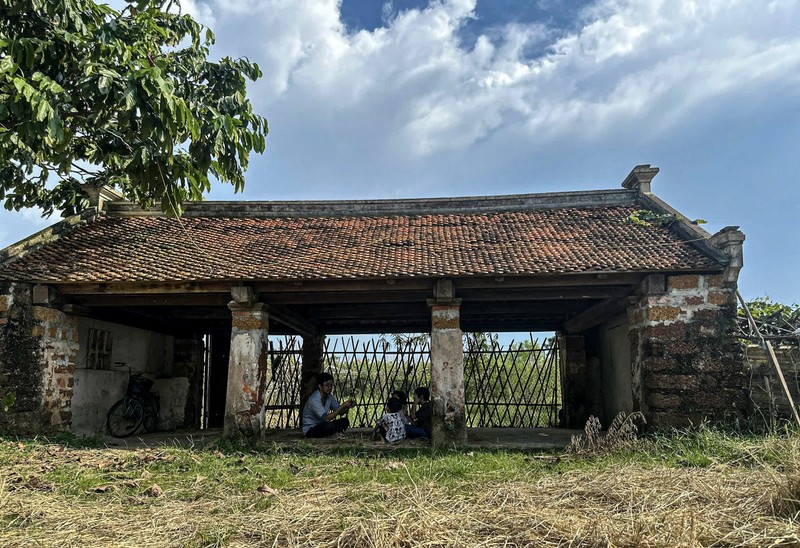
left=377, top=397, right=407, bottom=443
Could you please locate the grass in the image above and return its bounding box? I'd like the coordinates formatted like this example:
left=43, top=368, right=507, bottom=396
left=1, top=427, right=799, bottom=546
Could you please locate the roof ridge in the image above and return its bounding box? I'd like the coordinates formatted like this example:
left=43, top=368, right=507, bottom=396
left=104, top=189, right=638, bottom=218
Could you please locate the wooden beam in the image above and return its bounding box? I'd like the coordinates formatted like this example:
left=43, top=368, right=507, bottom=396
left=563, top=296, right=637, bottom=334
left=66, top=294, right=231, bottom=307
left=52, top=271, right=724, bottom=298
left=455, top=273, right=645, bottom=289
left=458, top=286, right=631, bottom=302
left=264, top=304, right=319, bottom=337
left=56, top=281, right=234, bottom=295
left=260, top=290, right=429, bottom=305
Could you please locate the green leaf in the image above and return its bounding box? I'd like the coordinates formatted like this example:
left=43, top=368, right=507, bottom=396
left=98, top=75, right=111, bottom=94
left=35, top=98, right=52, bottom=121
left=0, top=0, right=267, bottom=216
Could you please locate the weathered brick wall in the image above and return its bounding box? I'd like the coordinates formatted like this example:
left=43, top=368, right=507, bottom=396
left=0, top=283, right=79, bottom=433
left=32, top=306, right=79, bottom=429
left=628, top=274, right=748, bottom=428
left=745, top=345, right=799, bottom=424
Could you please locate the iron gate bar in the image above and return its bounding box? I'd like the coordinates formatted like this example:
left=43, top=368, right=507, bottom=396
left=262, top=333, right=561, bottom=430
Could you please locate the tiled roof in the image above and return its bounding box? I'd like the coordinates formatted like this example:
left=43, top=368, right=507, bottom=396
left=0, top=203, right=720, bottom=283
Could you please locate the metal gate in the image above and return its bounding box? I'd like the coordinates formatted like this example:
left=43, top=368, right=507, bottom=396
left=262, top=334, right=561, bottom=429
left=464, top=334, right=561, bottom=428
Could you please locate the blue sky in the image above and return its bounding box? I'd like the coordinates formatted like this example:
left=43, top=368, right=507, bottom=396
left=1, top=0, right=798, bottom=305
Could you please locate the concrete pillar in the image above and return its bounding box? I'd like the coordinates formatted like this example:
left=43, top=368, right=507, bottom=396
left=429, top=280, right=466, bottom=448
left=224, top=302, right=270, bottom=437
left=300, top=335, right=325, bottom=421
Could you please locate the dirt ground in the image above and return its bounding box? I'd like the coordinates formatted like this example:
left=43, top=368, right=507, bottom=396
left=101, top=427, right=577, bottom=451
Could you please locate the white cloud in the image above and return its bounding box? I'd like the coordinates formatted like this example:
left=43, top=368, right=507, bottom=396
left=19, top=207, right=51, bottom=226
left=201, top=0, right=800, bottom=164
left=2, top=0, right=799, bottom=304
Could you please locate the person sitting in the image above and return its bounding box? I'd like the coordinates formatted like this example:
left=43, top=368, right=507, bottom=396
left=391, top=389, right=412, bottom=426
left=377, top=397, right=407, bottom=443
left=405, top=386, right=431, bottom=439
left=302, top=372, right=355, bottom=438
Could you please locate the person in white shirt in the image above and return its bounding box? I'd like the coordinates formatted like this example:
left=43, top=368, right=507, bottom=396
left=377, top=397, right=407, bottom=443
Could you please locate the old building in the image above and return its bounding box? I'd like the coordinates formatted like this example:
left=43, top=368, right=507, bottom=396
left=0, top=166, right=747, bottom=444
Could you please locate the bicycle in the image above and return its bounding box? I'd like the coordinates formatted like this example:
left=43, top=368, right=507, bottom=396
left=106, top=362, right=160, bottom=438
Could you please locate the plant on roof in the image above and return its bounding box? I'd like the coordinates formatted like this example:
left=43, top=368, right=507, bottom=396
left=625, top=209, right=707, bottom=227
left=0, top=0, right=268, bottom=217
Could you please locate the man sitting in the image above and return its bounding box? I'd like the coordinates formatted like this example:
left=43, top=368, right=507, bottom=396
left=302, top=372, right=355, bottom=438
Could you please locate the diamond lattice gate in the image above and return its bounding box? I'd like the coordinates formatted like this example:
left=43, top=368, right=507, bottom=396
left=261, top=334, right=561, bottom=429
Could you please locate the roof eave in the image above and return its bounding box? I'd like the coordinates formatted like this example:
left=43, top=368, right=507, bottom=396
left=0, top=208, right=101, bottom=267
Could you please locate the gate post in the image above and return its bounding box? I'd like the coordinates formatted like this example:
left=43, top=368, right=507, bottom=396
left=225, top=287, right=270, bottom=437
left=558, top=333, right=589, bottom=428
left=300, top=335, right=325, bottom=422
left=429, top=280, right=466, bottom=448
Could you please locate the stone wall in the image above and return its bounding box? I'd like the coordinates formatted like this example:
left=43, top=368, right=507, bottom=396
left=628, top=274, right=748, bottom=427
left=0, top=283, right=79, bottom=433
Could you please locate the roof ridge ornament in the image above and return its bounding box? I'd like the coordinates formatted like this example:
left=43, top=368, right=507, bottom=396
left=81, top=184, right=124, bottom=211
left=621, top=165, right=659, bottom=194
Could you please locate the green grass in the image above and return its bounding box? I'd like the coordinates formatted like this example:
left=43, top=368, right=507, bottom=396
left=1, top=426, right=799, bottom=546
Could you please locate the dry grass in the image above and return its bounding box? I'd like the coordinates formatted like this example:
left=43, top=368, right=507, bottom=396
left=1, top=433, right=799, bottom=547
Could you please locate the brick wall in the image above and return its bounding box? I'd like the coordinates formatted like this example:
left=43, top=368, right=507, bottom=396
left=628, top=274, right=748, bottom=428
left=0, top=283, right=79, bottom=433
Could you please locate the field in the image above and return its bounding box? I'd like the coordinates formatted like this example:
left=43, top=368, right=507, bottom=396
left=1, top=427, right=799, bottom=547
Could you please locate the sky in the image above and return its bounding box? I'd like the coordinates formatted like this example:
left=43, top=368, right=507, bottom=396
left=1, top=0, right=798, bottom=305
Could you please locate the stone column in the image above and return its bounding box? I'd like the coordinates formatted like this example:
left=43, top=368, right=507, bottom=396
left=429, top=280, right=466, bottom=448
left=300, top=335, right=325, bottom=422
left=225, top=299, right=270, bottom=437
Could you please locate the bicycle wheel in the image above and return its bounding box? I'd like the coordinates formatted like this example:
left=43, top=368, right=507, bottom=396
left=107, top=398, right=144, bottom=438
left=142, top=397, right=159, bottom=433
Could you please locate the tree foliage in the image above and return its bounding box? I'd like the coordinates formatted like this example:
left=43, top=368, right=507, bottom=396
left=738, top=297, right=800, bottom=345
left=0, top=0, right=268, bottom=217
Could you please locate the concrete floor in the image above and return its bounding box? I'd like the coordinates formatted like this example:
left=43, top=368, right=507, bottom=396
left=102, top=427, right=577, bottom=451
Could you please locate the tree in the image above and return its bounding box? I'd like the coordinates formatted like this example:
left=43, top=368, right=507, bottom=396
left=0, top=0, right=268, bottom=217
left=739, top=297, right=800, bottom=345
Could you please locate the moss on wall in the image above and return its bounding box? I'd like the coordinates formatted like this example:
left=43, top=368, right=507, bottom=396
left=0, top=283, right=46, bottom=432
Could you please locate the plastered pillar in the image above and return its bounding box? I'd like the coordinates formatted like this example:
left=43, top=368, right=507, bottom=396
left=224, top=302, right=270, bottom=437
left=429, top=280, right=466, bottom=448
